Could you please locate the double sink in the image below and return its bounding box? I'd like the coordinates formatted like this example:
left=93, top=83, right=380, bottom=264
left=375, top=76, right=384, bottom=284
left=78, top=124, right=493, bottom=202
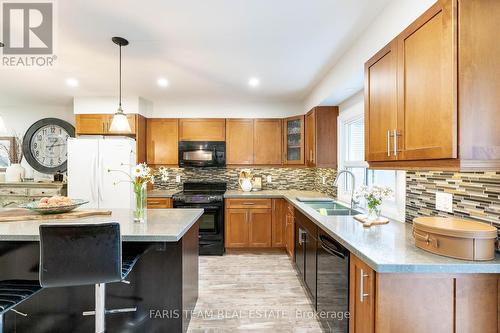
left=298, top=199, right=360, bottom=216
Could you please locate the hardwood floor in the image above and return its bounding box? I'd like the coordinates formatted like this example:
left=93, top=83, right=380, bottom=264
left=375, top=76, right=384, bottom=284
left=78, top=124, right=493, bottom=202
left=187, top=252, right=323, bottom=333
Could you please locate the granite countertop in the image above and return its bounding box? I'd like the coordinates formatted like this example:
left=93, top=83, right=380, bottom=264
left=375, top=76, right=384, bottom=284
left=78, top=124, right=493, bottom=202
left=0, top=208, right=203, bottom=242
left=148, top=189, right=180, bottom=198
left=225, top=190, right=500, bottom=273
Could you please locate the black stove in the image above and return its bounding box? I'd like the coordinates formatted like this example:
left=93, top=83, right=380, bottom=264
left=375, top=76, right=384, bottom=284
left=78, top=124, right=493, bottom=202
left=172, top=182, right=226, bottom=255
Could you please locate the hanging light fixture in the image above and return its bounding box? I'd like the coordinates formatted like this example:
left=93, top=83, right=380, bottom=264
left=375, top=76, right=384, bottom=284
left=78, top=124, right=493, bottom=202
left=109, top=36, right=132, bottom=133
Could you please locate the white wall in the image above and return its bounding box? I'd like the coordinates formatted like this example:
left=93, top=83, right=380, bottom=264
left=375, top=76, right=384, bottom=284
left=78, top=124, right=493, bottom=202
left=152, top=99, right=303, bottom=118
left=339, top=90, right=364, bottom=115
left=305, top=0, right=436, bottom=109
left=0, top=104, right=74, bottom=179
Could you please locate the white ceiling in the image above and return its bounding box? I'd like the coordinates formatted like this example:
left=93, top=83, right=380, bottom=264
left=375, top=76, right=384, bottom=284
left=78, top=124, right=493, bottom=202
left=0, top=0, right=392, bottom=106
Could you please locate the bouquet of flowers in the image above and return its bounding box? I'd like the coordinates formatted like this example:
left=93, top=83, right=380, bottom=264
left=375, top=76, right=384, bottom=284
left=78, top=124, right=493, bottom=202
left=354, top=185, right=393, bottom=220
left=109, top=163, right=170, bottom=222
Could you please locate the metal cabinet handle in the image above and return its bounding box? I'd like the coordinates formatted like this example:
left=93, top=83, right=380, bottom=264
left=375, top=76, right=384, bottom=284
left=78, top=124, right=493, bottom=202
left=242, top=202, right=255, bottom=205
left=298, top=228, right=306, bottom=245
left=360, top=269, right=369, bottom=303
left=393, top=129, right=398, bottom=156
left=387, top=130, right=391, bottom=156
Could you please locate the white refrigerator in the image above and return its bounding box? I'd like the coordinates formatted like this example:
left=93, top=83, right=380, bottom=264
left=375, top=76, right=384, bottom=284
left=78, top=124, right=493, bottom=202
left=67, top=137, right=136, bottom=209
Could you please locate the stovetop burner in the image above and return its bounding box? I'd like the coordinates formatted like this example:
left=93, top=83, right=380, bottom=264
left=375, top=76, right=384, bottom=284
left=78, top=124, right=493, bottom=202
left=172, top=181, right=227, bottom=203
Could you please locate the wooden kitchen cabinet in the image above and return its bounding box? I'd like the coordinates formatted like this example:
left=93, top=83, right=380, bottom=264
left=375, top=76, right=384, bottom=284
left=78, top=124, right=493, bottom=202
left=285, top=202, right=295, bottom=258
left=349, top=254, right=375, bottom=333
left=271, top=199, right=286, bottom=248
left=225, top=199, right=272, bottom=248
left=305, top=106, right=338, bottom=167
left=365, top=0, right=500, bottom=170
left=254, top=119, right=282, bottom=165
left=283, top=115, right=305, bottom=165
left=146, top=119, right=179, bottom=165
left=179, top=118, right=225, bottom=141
left=364, top=41, right=398, bottom=162
left=146, top=197, right=172, bottom=209
left=75, top=114, right=137, bottom=135
left=226, top=119, right=254, bottom=165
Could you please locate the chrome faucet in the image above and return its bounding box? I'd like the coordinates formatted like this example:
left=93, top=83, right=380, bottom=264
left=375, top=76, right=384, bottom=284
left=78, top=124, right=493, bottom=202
left=333, top=170, right=359, bottom=210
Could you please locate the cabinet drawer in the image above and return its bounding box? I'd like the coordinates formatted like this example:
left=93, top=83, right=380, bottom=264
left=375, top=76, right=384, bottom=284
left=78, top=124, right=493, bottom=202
left=147, top=198, right=172, bottom=209
left=226, top=199, right=272, bottom=209
left=27, top=188, right=62, bottom=197
left=0, top=188, right=28, bottom=196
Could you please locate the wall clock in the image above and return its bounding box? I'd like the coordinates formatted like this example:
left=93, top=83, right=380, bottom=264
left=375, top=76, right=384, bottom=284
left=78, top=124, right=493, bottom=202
left=22, top=118, right=75, bottom=174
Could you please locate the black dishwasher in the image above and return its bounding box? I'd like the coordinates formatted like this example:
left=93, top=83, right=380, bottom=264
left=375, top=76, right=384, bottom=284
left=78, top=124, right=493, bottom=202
left=317, top=229, right=349, bottom=333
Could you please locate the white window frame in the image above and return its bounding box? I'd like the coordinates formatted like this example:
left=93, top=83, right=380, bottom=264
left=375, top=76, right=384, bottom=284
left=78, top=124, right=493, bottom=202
left=337, top=106, right=406, bottom=222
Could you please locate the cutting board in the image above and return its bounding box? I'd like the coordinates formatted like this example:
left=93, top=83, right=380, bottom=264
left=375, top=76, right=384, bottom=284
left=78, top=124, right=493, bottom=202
left=354, top=214, right=389, bottom=227
left=0, top=209, right=112, bottom=222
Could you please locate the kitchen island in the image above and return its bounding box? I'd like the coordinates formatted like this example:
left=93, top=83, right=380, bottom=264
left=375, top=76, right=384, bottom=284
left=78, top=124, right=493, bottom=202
left=0, top=208, right=203, bottom=333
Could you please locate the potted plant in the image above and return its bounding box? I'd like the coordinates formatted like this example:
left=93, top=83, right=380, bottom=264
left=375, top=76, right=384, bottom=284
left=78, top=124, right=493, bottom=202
left=354, top=185, right=394, bottom=221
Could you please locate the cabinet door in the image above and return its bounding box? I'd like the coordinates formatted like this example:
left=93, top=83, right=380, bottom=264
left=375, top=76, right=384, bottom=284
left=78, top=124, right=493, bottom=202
left=397, top=0, right=457, bottom=160
left=248, top=209, right=272, bottom=247
left=305, top=111, right=316, bottom=166
left=146, top=119, right=179, bottom=165
left=365, top=41, right=398, bottom=162
left=75, top=114, right=108, bottom=135
left=225, top=209, right=249, bottom=248
left=283, top=115, right=304, bottom=165
left=349, top=254, right=375, bottom=333
left=271, top=199, right=286, bottom=248
left=226, top=119, right=254, bottom=164
left=179, top=119, right=226, bottom=141
left=254, top=119, right=282, bottom=165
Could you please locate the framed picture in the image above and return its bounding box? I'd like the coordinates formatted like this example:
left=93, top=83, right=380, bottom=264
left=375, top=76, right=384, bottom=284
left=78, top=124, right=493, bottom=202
left=0, top=136, right=15, bottom=171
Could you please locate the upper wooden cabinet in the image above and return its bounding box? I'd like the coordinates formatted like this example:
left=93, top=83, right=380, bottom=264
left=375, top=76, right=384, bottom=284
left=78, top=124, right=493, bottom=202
left=364, top=41, right=398, bottom=162
left=178, top=118, right=225, bottom=141
left=254, top=119, right=282, bottom=165
left=305, top=106, right=338, bottom=168
left=76, top=114, right=137, bottom=135
left=226, top=119, right=282, bottom=165
left=283, top=115, right=305, bottom=165
left=226, top=119, right=254, bottom=165
left=146, top=119, right=178, bottom=165
left=75, top=114, right=146, bottom=163
left=366, top=0, right=500, bottom=170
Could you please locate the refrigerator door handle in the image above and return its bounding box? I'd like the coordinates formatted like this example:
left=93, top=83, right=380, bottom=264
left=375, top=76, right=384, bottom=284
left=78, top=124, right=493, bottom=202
left=90, top=154, right=97, bottom=202
left=98, top=154, right=105, bottom=202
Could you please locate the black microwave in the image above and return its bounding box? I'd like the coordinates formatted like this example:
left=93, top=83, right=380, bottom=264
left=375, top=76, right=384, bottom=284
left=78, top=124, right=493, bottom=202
left=178, top=141, right=226, bottom=167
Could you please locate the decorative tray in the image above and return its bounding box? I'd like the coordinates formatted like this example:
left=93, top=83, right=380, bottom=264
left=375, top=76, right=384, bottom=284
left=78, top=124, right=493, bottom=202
left=18, top=199, right=89, bottom=214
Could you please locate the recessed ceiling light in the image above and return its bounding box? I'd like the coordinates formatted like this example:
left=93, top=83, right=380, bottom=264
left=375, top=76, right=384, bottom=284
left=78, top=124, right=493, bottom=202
left=157, top=78, right=169, bottom=88
left=65, top=78, right=79, bottom=87
left=248, top=77, right=260, bottom=88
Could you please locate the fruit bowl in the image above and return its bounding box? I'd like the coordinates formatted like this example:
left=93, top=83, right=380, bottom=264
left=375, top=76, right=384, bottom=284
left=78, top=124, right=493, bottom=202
left=19, top=199, right=89, bottom=215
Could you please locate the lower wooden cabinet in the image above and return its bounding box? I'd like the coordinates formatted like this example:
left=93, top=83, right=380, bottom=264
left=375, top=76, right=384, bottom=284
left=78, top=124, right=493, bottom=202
left=285, top=202, right=295, bottom=258
left=349, top=254, right=375, bottom=333
left=146, top=197, right=172, bottom=209
left=271, top=199, right=286, bottom=248
left=350, top=253, right=500, bottom=333
left=225, top=199, right=272, bottom=248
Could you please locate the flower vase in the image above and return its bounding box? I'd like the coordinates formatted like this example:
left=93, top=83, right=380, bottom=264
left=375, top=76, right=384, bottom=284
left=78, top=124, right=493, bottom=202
left=133, top=183, right=147, bottom=223
left=367, top=206, right=381, bottom=222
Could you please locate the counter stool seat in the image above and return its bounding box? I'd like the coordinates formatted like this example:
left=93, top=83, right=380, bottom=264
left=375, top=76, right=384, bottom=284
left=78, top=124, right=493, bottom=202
left=0, top=280, right=41, bottom=312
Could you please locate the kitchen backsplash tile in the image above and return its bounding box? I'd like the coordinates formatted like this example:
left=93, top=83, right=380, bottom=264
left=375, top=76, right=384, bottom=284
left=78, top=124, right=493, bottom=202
left=406, top=171, right=500, bottom=232
left=153, top=167, right=337, bottom=195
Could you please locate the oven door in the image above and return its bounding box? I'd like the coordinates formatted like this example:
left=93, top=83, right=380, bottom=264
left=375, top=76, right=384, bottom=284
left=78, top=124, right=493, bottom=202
left=173, top=204, right=222, bottom=238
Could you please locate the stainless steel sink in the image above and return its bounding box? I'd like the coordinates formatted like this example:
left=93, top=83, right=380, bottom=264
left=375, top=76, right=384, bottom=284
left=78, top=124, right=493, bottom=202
left=298, top=199, right=360, bottom=216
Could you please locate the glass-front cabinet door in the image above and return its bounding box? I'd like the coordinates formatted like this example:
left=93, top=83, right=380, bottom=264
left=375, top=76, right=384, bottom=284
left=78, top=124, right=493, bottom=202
left=283, top=115, right=305, bottom=164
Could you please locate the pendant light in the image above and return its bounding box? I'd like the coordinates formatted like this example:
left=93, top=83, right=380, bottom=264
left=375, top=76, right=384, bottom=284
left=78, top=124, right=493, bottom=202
left=109, top=36, right=132, bottom=133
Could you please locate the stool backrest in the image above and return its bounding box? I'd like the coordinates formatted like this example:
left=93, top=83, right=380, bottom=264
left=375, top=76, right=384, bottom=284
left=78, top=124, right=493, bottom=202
left=39, top=223, right=122, bottom=288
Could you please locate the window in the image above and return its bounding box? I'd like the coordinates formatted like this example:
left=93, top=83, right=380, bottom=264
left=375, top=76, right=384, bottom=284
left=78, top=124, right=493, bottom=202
left=337, top=97, right=405, bottom=221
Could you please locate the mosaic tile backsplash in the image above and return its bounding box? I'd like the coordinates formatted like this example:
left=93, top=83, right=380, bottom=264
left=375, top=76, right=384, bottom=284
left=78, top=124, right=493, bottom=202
left=153, top=167, right=337, bottom=196
left=406, top=171, right=500, bottom=233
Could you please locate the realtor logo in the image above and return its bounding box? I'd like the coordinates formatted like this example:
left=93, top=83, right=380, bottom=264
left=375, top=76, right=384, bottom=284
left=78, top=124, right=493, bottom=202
left=1, top=1, right=56, bottom=66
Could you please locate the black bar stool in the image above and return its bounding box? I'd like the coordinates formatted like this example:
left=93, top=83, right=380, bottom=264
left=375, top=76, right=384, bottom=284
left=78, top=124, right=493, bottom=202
left=39, top=222, right=139, bottom=333
left=0, top=279, right=42, bottom=332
